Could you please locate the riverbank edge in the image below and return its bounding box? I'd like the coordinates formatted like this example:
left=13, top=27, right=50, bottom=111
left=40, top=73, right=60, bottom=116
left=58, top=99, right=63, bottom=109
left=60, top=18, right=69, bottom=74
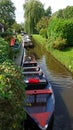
left=32, top=34, right=73, bottom=75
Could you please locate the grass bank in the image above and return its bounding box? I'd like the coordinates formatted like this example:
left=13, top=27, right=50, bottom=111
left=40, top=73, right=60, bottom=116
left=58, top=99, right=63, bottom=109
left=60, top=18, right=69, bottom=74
left=32, top=34, right=73, bottom=72
left=32, top=34, right=47, bottom=44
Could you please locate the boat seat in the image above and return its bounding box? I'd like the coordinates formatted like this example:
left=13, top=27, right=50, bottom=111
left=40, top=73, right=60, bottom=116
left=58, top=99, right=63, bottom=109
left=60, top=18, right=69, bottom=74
left=22, top=62, right=37, bottom=67
left=26, top=80, right=48, bottom=90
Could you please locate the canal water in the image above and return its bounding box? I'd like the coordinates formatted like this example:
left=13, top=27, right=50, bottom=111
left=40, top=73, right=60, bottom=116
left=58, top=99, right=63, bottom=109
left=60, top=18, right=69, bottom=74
left=26, top=43, right=73, bottom=130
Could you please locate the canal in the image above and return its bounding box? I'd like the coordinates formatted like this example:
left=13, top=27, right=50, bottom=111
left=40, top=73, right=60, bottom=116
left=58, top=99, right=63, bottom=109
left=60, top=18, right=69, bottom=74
left=26, top=43, right=73, bottom=130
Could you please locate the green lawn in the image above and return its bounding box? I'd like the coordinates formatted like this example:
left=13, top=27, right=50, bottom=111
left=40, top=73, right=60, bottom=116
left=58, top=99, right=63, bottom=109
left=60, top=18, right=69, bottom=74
left=32, top=34, right=73, bottom=72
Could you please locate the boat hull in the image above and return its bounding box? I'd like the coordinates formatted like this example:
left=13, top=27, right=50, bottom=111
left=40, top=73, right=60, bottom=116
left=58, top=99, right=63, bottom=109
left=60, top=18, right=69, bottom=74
left=24, top=112, right=54, bottom=130
left=24, top=88, right=55, bottom=130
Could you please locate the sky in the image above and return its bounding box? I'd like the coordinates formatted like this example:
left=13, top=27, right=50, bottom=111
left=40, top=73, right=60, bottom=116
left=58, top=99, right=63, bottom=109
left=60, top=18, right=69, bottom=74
left=12, top=0, right=73, bottom=23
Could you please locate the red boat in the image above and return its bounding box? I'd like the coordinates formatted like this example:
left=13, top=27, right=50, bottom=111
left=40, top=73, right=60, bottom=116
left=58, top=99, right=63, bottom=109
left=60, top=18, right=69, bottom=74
left=24, top=86, right=55, bottom=130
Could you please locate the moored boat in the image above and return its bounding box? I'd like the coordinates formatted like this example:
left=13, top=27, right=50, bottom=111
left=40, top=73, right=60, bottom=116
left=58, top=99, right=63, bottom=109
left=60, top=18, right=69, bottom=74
left=24, top=40, right=33, bottom=48
left=23, top=35, right=34, bottom=48
left=22, top=63, right=48, bottom=90
left=22, top=69, right=48, bottom=89
left=22, top=55, right=55, bottom=130
left=22, top=55, right=37, bottom=67
left=24, top=85, right=55, bottom=130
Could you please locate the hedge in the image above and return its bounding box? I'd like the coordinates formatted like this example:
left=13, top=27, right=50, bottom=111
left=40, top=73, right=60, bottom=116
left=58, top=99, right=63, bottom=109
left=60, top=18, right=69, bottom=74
left=47, top=18, right=73, bottom=48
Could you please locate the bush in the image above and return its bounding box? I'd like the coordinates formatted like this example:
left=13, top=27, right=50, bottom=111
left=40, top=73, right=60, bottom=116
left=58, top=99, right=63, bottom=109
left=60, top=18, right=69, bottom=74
left=39, top=28, right=48, bottom=38
left=52, top=37, right=67, bottom=50
left=0, top=37, right=26, bottom=130
left=0, top=37, right=16, bottom=62
left=0, top=60, right=26, bottom=130
left=47, top=18, right=73, bottom=47
left=0, top=38, right=9, bottom=63
left=0, top=32, right=15, bottom=43
left=17, top=34, right=22, bottom=43
left=0, top=32, right=13, bottom=38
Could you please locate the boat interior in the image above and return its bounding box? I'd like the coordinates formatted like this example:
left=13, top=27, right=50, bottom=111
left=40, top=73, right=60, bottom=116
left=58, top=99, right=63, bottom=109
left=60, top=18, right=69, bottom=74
left=26, top=80, right=48, bottom=90
left=25, top=89, right=53, bottom=114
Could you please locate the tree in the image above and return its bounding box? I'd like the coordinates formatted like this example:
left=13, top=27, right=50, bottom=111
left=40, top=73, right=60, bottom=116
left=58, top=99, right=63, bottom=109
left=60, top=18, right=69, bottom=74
left=12, top=22, right=24, bottom=33
left=24, top=0, right=45, bottom=34
left=36, top=17, right=50, bottom=38
left=0, top=0, right=16, bottom=30
left=36, top=6, right=52, bottom=37
left=63, top=6, right=73, bottom=19
left=47, top=18, right=73, bottom=48
left=53, top=6, right=73, bottom=19
left=45, top=6, right=52, bottom=17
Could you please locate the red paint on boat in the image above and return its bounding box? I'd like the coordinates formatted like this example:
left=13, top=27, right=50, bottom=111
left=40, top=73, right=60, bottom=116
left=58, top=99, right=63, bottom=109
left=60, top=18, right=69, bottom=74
left=26, top=89, right=52, bottom=95
left=31, top=112, right=50, bottom=127
left=28, top=78, right=40, bottom=83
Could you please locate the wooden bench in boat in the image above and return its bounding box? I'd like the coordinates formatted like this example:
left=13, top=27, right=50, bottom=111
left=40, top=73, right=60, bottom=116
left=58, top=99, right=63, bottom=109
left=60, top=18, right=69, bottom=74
left=22, top=71, right=42, bottom=75
left=26, top=89, right=52, bottom=95
left=23, top=66, right=38, bottom=69
left=22, top=62, right=37, bottom=67
left=23, top=66, right=40, bottom=72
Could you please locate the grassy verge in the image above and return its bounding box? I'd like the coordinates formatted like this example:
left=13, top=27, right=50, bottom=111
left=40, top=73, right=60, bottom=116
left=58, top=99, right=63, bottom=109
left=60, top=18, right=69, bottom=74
left=32, top=34, right=47, bottom=44
left=32, top=34, right=73, bottom=72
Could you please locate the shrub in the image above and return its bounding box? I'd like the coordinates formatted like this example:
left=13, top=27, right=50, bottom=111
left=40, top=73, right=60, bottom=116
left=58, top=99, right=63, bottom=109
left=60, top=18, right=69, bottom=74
left=39, top=28, right=48, bottom=38
left=47, top=18, right=73, bottom=47
left=0, top=37, right=16, bottom=61
left=17, top=34, right=22, bottom=43
left=0, top=38, right=9, bottom=63
left=0, top=37, right=26, bottom=130
left=52, top=37, right=67, bottom=50
left=0, top=60, right=26, bottom=130
left=0, top=32, right=13, bottom=38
